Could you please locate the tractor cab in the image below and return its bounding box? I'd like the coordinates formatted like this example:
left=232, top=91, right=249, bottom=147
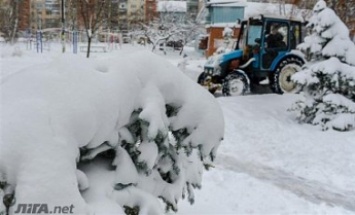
left=198, top=15, right=306, bottom=96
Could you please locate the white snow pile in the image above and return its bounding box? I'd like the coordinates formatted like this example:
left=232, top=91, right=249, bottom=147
left=291, top=0, right=355, bottom=131
left=0, top=51, right=224, bottom=214
left=222, top=26, right=233, bottom=38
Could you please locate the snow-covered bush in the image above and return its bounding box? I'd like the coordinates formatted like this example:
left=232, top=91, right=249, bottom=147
left=0, top=45, right=24, bottom=58
left=0, top=51, right=224, bottom=214
left=290, top=0, right=355, bottom=131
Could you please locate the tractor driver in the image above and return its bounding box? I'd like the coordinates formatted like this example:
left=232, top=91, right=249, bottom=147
left=263, top=24, right=286, bottom=68
left=266, top=24, right=285, bottom=49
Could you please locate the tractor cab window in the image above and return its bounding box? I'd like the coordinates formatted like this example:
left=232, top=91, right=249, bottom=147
left=237, top=21, right=262, bottom=50
left=290, top=22, right=302, bottom=49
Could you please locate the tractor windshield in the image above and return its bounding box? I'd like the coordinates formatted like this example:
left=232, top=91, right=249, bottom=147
left=247, top=25, right=263, bottom=46
left=237, top=19, right=263, bottom=49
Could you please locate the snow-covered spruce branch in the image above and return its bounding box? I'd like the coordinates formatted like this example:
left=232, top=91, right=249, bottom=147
left=290, top=0, right=355, bottom=131
left=0, top=51, right=224, bottom=214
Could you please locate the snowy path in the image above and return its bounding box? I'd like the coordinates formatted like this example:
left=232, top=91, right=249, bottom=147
left=218, top=153, right=355, bottom=212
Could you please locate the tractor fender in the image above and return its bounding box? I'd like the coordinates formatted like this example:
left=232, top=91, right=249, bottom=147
left=230, top=69, right=251, bottom=88
left=239, top=58, right=255, bottom=69
left=270, top=54, right=306, bottom=71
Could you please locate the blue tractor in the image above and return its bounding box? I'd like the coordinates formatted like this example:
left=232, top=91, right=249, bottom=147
left=198, top=15, right=306, bottom=96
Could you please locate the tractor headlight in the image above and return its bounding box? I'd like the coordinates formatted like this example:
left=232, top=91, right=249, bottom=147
left=204, top=68, right=213, bottom=74
left=214, top=66, right=222, bottom=75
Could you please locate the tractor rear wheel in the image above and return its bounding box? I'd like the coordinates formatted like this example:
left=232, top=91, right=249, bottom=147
left=222, top=72, right=249, bottom=96
left=273, top=57, right=303, bottom=94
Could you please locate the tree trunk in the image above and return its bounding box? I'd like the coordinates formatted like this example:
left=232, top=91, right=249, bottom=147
left=10, top=1, right=19, bottom=44
left=87, top=36, right=92, bottom=58
left=179, top=45, right=184, bottom=56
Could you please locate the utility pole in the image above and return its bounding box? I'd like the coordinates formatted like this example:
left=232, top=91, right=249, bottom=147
left=61, top=0, right=66, bottom=53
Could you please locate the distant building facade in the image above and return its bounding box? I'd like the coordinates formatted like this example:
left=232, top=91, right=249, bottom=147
left=18, top=0, right=31, bottom=32
left=145, top=0, right=158, bottom=23
left=127, top=0, right=145, bottom=28
left=30, top=0, right=61, bottom=30
left=204, top=0, right=246, bottom=56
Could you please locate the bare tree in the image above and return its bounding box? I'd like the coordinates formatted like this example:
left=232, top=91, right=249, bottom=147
left=141, top=18, right=179, bottom=54
left=139, top=12, right=201, bottom=55
left=139, top=3, right=197, bottom=54
left=0, top=0, right=20, bottom=43
left=326, top=0, right=355, bottom=38
left=174, top=20, right=204, bottom=55
left=279, top=0, right=286, bottom=16
left=128, top=8, right=145, bottom=29
left=291, top=0, right=355, bottom=38
left=78, top=0, right=109, bottom=58
left=65, top=0, right=79, bottom=31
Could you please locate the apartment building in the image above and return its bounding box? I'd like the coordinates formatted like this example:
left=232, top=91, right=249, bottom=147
left=19, top=0, right=31, bottom=32
left=127, top=0, right=145, bottom=26
left=30, top=0, right=61, bottom=29
left=145, top=0, right=158, bottom=23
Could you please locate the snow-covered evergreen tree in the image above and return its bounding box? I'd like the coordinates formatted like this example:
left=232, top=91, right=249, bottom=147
left=0, top=51, right=224, bottom=214
left=291, top=0, right=355, bottom=131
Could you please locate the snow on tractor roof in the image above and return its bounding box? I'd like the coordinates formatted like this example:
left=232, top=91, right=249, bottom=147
left=206, top=0, right=247, bottom=7
left=250, top=14, right=304, bottom=23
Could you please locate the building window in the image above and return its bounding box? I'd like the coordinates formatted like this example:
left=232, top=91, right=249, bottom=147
left=36, top=3, right=43, bottom=9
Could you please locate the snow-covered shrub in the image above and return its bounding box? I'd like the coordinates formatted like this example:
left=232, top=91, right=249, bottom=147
left=0, top=45, right=23, bottom=58
left=290, top=0, right=355, bottom=131
left=0, top=51, right=224, bottom=214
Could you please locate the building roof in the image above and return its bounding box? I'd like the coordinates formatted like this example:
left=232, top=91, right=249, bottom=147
left=206, top=0, right=247, bottom=7
left=157, top=1, right=187, bottom=12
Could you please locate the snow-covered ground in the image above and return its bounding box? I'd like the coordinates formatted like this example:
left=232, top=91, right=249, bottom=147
left=1, top=43, right=355, bottom=214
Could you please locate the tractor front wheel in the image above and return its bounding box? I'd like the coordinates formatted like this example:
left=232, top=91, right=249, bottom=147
left=197, top=72, right=207, bottom=85
left=222, top=72, right=249, bottom=96
left=273, top=57, right=303, bottom=94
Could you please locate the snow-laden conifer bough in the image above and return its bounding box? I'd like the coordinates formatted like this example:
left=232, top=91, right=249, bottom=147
left=0, top=51, right=224, bottom=214
left=290, top=0, right=355, bottom=131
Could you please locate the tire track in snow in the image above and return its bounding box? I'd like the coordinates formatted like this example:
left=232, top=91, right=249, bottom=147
left=217, top=154, right=355, bottom=212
